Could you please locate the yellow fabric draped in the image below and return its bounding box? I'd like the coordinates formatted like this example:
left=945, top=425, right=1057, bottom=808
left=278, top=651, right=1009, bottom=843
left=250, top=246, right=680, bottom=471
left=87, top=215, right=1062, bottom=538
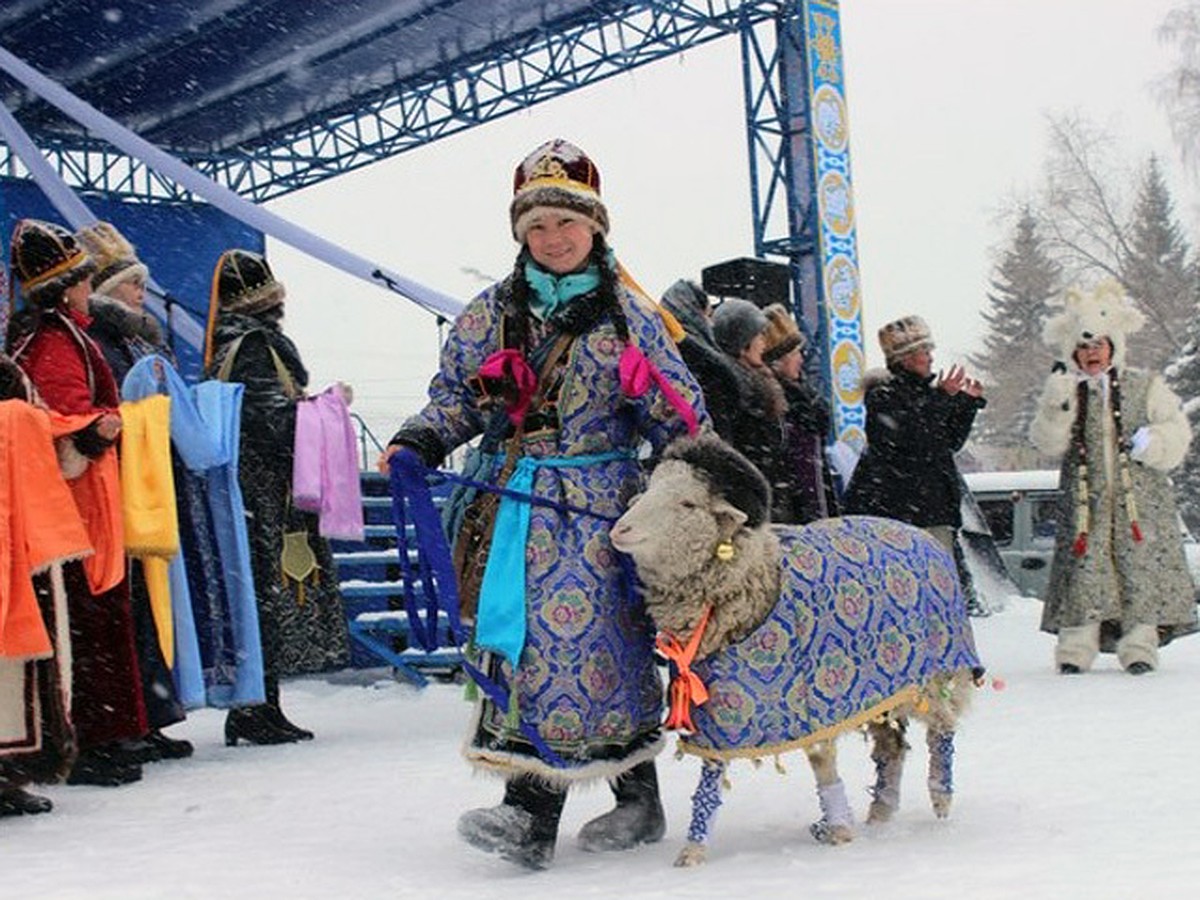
left=118, top=395, right=179, bottom=665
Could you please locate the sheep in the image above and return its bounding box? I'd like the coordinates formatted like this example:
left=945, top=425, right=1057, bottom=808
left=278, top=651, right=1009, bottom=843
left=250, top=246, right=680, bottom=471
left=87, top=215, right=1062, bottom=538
left=610, top=433, right=980, bottom=866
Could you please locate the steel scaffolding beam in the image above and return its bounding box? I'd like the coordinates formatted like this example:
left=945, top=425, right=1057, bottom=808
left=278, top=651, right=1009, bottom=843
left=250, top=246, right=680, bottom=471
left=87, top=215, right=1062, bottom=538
left=0, top=1, right=779, bottom=203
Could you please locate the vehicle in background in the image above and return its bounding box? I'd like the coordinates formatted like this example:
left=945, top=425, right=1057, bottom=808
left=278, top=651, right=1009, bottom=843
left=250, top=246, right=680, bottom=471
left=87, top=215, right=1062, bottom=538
left=962, top=469, right=1200, bottom=601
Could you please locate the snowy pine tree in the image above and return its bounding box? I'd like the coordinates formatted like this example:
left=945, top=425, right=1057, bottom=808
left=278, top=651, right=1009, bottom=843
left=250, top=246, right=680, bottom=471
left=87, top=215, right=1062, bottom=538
left=970, top=208, right=1061, bottom=468
left=1122, top=156, right=1194, bottom=372
left=1165, top=270, right=1200, bottom=532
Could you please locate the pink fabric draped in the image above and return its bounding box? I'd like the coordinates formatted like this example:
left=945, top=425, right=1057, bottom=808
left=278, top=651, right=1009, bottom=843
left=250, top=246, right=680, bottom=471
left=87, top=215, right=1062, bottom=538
left=292, top=387, right=364, bottom=542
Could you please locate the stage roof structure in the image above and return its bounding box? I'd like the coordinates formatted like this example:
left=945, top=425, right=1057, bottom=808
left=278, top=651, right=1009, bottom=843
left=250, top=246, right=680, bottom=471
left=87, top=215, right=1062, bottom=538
left=0, top=0, right=777, bottom=203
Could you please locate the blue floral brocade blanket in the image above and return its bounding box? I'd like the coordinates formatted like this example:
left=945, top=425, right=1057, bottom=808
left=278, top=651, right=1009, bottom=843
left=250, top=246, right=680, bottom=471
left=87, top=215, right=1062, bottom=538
left=678, top=516, right=981, bottom=761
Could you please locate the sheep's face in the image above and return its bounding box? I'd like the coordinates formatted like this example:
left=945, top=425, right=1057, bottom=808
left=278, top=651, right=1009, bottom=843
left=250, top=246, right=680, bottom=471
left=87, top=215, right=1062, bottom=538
left=611, top=460, right=748, bottom=586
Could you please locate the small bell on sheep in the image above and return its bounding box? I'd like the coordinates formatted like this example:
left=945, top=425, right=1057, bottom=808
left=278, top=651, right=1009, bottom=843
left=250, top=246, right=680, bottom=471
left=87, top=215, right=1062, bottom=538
left=715, top=540, right=735, bottom=562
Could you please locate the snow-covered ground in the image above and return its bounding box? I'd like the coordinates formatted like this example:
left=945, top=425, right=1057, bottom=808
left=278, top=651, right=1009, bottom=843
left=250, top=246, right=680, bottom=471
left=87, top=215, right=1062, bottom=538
left=7, top=594, right=1200, bottom=899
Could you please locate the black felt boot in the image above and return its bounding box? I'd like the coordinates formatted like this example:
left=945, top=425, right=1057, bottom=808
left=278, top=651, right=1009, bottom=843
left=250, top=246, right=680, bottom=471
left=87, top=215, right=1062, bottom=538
left=458, top=774, right=567, bottom=870
left=577, top=760, right=666, bottom=852
left=224, top=706, right=300, bottom=746
left=264, top=676, right=314, bottom=741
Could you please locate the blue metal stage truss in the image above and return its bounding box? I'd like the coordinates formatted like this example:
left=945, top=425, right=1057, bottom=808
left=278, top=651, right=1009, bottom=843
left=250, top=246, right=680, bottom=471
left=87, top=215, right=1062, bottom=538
left=0, top=0, right=866, bottom=442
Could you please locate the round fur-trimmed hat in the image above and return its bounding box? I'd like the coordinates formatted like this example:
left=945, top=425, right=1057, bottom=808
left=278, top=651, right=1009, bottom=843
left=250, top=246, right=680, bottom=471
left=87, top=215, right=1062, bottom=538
left=9, top=219, right=96, bottom=307
left=510, top=138, right=609, bottom=243
left=878, top=314, right=934, bottom=365
left=761, top=303, right=807, bottom=363
left=712, top=297, right=768, bottom=358
left=75, top=221, right=149, bottom=297
left=212, top=249, right=285, bottom=316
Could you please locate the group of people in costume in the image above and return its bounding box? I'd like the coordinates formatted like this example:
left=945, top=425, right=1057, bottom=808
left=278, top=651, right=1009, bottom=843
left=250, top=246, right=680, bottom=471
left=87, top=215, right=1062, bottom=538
left=3, top=135, right=1194, bottom=867
left=1, top=219, right=353, bottom=818
left=382, top=137, right=1196, bottom=870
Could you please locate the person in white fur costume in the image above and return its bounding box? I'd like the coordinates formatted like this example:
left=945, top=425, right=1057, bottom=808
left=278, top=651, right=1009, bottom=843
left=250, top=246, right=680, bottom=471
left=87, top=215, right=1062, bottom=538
left=1030, top=281, right=1197, bottom=675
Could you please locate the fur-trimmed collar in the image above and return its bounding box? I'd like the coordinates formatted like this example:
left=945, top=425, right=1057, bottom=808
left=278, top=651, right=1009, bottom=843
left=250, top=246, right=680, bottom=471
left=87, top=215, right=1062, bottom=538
left=88, top=294, right=164, bottom=347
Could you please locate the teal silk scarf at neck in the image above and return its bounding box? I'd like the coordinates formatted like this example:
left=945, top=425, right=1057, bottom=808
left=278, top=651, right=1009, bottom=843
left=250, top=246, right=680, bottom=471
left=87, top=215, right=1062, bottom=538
left=523, top=258, right=602, bottom=320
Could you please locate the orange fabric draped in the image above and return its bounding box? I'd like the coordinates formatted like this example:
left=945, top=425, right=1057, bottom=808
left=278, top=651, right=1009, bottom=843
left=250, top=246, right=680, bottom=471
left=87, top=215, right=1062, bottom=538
left=0, top=400, right=93, bottom=660
left=46, top=410, right=125, bottom=595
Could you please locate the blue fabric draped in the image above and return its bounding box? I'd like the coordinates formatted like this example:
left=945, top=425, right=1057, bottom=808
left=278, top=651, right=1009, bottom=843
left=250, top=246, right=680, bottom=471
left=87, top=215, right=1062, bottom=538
left=475, top=450, right=634, bottom=669
left=192, top=380, right=265, bottom=707
left=388, top=448, right=567, bottom=766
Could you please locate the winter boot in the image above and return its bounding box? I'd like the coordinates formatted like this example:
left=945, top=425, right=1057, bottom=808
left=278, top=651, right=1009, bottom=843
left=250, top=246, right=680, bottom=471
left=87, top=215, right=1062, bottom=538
left=224, top=706, right=302, bottom=746
left=265, top=676, right=314, bottom=741
left=927, top=729, right=955, bottom=818
left=0, top=786, right=53, bottom=816
left=458, top=774, right=567, bottom=870
left=577, top=760, right=666, bottom=852
left=866, top=719, right=909, bottom=824
left=66, top=746, right=143, bottom=787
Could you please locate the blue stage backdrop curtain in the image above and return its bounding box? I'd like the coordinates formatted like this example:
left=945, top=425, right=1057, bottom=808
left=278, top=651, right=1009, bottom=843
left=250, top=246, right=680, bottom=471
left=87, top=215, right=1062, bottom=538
left=1, top=178, right=263, bottom=382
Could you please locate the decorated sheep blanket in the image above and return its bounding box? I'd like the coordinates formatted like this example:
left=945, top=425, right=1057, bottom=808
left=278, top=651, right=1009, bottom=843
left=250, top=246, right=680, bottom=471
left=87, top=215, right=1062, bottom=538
left=676, top=515, right=980, bottom=761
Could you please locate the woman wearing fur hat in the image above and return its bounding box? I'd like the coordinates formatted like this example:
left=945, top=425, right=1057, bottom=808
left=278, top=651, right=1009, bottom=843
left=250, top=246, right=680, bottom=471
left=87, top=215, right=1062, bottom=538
left=760, top=303, right=840, bottom=524
left=75, top=221, right=169, bottom=386
left=6, top=219, right=148, bottom=787
left=659, top=279, right=741, bottom=442
left=382, top=138, right=706, bottom=870
left=205, top=250, right=350, bottom=745
left=1030, top=282, right=1196, bottom=675
left=843, top=314, right=985, bottom=553
left=71, top=221, right=193, bottom=765
left=710, top=297, right=791, bottom=520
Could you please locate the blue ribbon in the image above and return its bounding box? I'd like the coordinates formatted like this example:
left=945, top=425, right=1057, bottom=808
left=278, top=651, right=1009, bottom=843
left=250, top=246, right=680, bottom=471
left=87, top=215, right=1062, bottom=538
left=474, top=450, right=635, bottom=668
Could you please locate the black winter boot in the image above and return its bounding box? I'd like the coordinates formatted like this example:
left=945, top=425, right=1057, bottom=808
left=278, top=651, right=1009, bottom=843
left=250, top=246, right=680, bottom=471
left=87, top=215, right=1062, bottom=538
left=577, top=760, right=666, bottom=852
left=458, top=774, right=567, bottom=870
left=224, top=706, right=301, bottom=746
left=264, top=676, right=314, bottom=741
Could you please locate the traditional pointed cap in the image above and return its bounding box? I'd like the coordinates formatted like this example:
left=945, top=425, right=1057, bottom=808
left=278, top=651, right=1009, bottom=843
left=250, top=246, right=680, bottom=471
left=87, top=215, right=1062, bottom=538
left=9, top=219, right=96, bottom=306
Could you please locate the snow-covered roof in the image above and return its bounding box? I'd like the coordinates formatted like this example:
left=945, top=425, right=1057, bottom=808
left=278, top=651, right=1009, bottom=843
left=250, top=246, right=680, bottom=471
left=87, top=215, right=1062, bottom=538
left=962, top=469, right=1061, bottom=494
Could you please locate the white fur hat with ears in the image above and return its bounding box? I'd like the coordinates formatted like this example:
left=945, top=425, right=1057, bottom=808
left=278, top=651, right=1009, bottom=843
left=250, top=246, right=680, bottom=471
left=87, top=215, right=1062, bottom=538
left=1042, top=281, right=1146, bottom=370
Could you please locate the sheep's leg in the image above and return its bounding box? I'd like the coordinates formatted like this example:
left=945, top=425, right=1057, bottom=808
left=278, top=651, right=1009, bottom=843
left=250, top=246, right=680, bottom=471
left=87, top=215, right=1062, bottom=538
left=804, top=740, right=854, bottom=845
left=927, top=729, right=955, bottom=818
left=676, top=760, right=725, bottom=867
left=866, top=718, right=909, bottom=824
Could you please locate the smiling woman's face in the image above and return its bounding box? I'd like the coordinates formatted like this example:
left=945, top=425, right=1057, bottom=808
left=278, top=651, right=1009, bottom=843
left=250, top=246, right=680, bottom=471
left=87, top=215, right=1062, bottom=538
left=1074, top=338, right=1112, bottom=376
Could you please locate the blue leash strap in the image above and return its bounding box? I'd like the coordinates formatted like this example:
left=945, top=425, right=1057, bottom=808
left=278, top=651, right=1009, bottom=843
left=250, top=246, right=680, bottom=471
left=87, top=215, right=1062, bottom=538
left=387, top=449, right=565, bottom=767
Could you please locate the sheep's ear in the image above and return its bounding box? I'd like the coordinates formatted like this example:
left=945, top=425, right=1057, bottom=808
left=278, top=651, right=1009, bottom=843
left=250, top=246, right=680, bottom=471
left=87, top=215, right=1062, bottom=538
left=712, top=498, right=749, bottom=540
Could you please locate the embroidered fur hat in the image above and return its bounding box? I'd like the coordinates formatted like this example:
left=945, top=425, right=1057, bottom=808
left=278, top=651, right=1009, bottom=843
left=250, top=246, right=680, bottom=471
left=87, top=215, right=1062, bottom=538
left=761, top=303, right=807, bottom=363
left=1042, top=280, right=1145, bottom=370
left=212, top=249, right=285, bottom=316
left=662, top=431, right=772, bottom=529
left=9, top=219, right=97, bottom=307
left=712, top=298, right=768, bottom=358
left=510, top=139, right=609, bottom=243
left=75, top=221, right=149, bottom=297
left=878, top=314, right=934, bottom=365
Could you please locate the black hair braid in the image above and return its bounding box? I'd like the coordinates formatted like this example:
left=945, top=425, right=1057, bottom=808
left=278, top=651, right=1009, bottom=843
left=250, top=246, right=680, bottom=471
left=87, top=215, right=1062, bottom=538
left=504, top=250, right=533, bottom=353
left=591, top=234, right=630, bottom=344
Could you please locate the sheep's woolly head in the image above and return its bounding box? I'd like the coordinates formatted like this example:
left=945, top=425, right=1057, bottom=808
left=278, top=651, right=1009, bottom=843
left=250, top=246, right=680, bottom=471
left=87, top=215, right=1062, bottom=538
left=660, top=433, right=771, bottom=529
left=1042, top=281, right=1145, bottom=370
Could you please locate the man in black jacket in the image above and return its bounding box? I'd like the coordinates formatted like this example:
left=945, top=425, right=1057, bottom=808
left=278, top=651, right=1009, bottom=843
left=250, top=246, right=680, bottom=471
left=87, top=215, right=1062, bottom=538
left=843, top=315, right=985, bottom=554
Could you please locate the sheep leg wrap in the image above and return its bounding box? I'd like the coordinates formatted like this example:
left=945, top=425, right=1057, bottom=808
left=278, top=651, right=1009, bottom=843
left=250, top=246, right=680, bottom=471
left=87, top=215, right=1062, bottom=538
left=686, top=760, right=726, bottom=846
left=927, top=729, right=956, bottom=818
left=810, top=778, right=854, bottom=843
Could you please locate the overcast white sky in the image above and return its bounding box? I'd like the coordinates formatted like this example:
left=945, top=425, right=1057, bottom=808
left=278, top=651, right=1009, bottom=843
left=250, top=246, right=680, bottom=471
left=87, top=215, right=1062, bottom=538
left=267, top=0, right=1193, bottom=445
